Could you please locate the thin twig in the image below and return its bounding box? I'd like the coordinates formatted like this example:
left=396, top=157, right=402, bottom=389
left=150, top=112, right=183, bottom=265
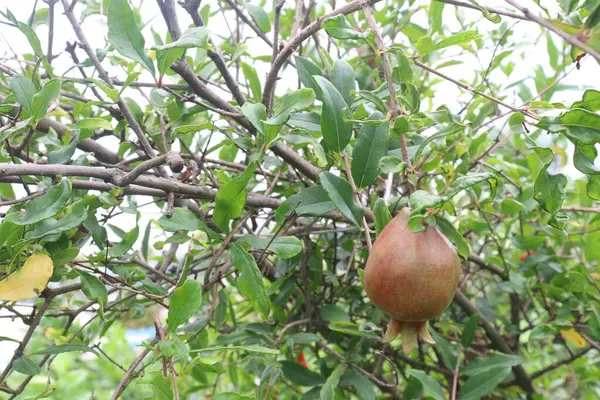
left=435, top=0, right=528, bottom=21
left=155, top=319, right=180, bottom=400
left=412, top=59, right=539, bottom=120
left=504, top=0, right=600, bottom=63
left=111, top=337, right=160, bottom=400
left=342, top=153, right=372, bottom=250
left=451, top=349, right=462, bottom=400
left=362, top=3, right=414, bottom=194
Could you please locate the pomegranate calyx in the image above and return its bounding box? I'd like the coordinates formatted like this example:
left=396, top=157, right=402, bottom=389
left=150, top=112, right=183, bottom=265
left=382, top=320, right=438, bottom=355
left=382, top=319, right=403, bottom=343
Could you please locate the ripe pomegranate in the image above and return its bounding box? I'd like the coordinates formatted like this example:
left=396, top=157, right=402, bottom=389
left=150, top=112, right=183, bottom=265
left=364, top=208, right=462, bottom=355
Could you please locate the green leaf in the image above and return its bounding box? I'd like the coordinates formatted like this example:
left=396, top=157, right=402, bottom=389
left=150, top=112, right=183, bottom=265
left=13, top=356, right=41, bottom=376
left=538, top=109, right=600, bottom=145
left=110, top=219, right=140, bottom=257
left=534, top=165, right=567, bottom=215
left=458, top=367, right=512, bottom=400
left=355, top=90, right=387, bottom=113
left=30, top=344, right=99, bottom=357
left=241, top=102, right=267, bottom=134
left=289, top=333, right=321, bottom=344
left=0, top=336, right=20, bottom=343
left=328, top=322, right=379, bottom=339
left=88, top=78, right=119, bottom=103
left=431, top=329, right=457, bottom=369
left=31, top=79, right=61, bottom=122
left=466, top=0, right=501, bottom=23
left=288, top=112, right=321, bottom=132
left=16, top=180, right=71, bottom=225
left=416, top=36, right=435, bottom=55
left=320, top=172, right=364, bottom=227
left=48, top=135, right=78, bottom=165
left=340, top=370, right=376, bottom=400
left=241, top=102, right=278, bottom=150
left=0, top=119, right=30, bottom=142
left=446, top=172, right=496, bottom=199
left=331, top=60, right=355, bottom=107
left=281, top=361, right=325, bottom=386
left=275, top=185, right=335, bottom=222
left=295, top=56, right=323, bottom=101
left=322, top=15, right=370, bottom=40
left=428, top=0, right=445, bottom=34
left=9, top=76, right=36, bottom=114
left=378, top=155, right=406, bottom=174
left=241, top=62, right=262, bottom=101
left=150, top=88, right=174, bottom=108
left=463, top=353, right=522, bottom=376
left=265, top=88, right=315, bottom=126
left=31, top=203, right=88, bottom=239
left=320, top=364, right=345, bottom=400
left=214, top=164, right=256, bottom=233
left=12, top=19, right=53, bottom=76
left=167, top=280, right=203, bottom=331
left=51, top=248, right=79, bottom=267
left=135, top=371, right=173, bottom=400
left=588, top=176, right=600, bottom=200
left=373, top=198, right=392, bottom=234
left=166, top=233, right=191, bottom=245
left=500, top=198, right=525, bottom=215
left=351, top=114, right=389, bottom=188
left=584, top=2, right=600, bottom=29
left=83, top=213, right=107, bottom=250
left=158, top=208, right=205, bottom=231
left=107, top=0, right=155, bottom=75
left=229, top=244, right=270, bottom=319
left=238, top=236, right=303, bottom=259
left=152, top=27, right=210, bottom=51
left=77, top=270, right=108, bottom=307
left=319, top=304, right=350, bottom=323
left=572, top=89, right=600, bottom=112
left=156, top=47, right=184, bottom=76
left=410, top=190, right=445, bottom=212
left=390, top=48, right=414, bottom=83
left=432, top=30, right=481, bottom=53
left=574, top=143, right=600, bottom=175
left=142, top=222, right=151, bottom=260
left=407, top=370, right=446, bottom=400
left=314, top=76, right=353, bottom=153
left=418, top=31, right=481, bottom=55
left=461, top=314, right=480, bottom=348
left=247, top=4, right=271, bottom=33
left=434, top=216, right=470, bottom=259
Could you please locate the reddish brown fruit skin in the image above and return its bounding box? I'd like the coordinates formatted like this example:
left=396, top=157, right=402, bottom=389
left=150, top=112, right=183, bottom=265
left=364, top=208, right=461, bottom=322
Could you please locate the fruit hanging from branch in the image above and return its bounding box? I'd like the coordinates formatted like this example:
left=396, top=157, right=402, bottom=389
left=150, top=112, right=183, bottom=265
left=364, top=208, right=462, bottom=355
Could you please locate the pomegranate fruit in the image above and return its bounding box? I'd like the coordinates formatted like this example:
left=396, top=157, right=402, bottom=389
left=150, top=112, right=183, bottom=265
left=364, top=208, right=462, bottom=355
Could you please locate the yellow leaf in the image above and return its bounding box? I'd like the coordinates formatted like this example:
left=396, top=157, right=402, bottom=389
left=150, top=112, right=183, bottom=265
left=0, top=254, right=53, bottom=301
left=560, top=328, right=586, bottom=348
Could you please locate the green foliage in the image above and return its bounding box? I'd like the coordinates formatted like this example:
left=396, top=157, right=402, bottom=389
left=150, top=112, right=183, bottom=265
left=1, top=0, right=600, bottom=399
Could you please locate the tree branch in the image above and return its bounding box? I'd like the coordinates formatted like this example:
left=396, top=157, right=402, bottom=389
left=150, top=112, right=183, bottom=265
left=504, top=0, right=600, bottom=63
left=262, top=0, right=382, bottom=109
left=435, top=0, right=528, bottom=21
